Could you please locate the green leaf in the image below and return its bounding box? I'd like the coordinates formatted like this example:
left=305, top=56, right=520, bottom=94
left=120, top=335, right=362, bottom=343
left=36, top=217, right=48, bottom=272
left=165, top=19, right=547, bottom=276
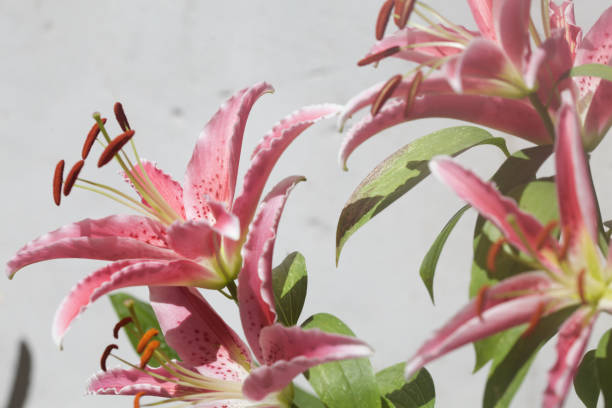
left=574, top=350, right=599, bottom=408
left=420, top=205, right=470, bottom=303
left=596, top=329, right=612, bottom=405
left=336, top=126, right=509, bottom=263
left=569, top=63, right=612, bottom=83
left=109, top=292, right=179, bottom=367
left=376, top=364, right=435, bottom=408
left=482, top=307, right=576, bottom=408
left=272, top=251, right=308, bottom=326
left=292, top=386, right=326, bottom=408
left=302, top=313, right=380, bottom=408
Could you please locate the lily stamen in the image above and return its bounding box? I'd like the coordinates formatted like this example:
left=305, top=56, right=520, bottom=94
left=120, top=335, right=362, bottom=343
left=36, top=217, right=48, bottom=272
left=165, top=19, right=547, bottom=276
left=475, top=284, right=490, bottom=320
left=394, top=0, right=416, bottom=29
left=133, top=391, right=145, bottom=408
left=139, top=340, right=161, bottom=369
left=113, top=317, right=133, bottom=339
left=376, top=0, right=395, bottom=40
left=534, top=220, right=559, bottom=250
left=100, top=344, right=119, bottom=372
left=372, top=74, right=403, bottom=116
left=415, top=2, right=474, bottom=43
left=358, top=46, right=402, bottom=66
left=577, top=269, right=587, bottom=304
left=487, top=237, right=507, bottom=272
left=53, top=159, right=65, bottom=206
left=557, top=225, right=572, bottom=260
left=63, top=160, right=85, bottom=196
left=404, top=70, right=423, bottom=117
left=521, top=302, right=546, bottom=338
left=82, top=118, right=106, bottom=160
left=136, top=328, right=159, bottom=353
left=114, top=102, right=131, bottom=132
left=98, top=130, right=136, bottom=168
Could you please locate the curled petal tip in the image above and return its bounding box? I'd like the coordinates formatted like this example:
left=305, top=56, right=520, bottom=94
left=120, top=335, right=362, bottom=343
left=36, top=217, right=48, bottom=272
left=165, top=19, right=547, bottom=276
left=404, top=357, right=424, bottom=380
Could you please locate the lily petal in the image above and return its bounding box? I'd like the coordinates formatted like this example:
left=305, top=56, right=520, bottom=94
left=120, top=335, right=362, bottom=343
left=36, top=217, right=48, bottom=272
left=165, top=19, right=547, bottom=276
left=86, top=366, right=188, bottom=397
left=583, top=62, right=612, bottom=150
left=232, top=104, right=340, bottom=237
left=549, top=1, right=582, bottom=58
left=184, top=82, right=274, bottom=219
left=52, top=260, right=140, bottom=346
left=492, top=0, right=531, bottom=71
left=238, top=176, right=305, bottom=362
left=467, top=0, right=494, bottom=40
left=124, top=160, right=186, bottom=220
left=555, top=94, right=599, bottom=245
left=404, top=272, right=556, bottom=379
left=150, top=286, right=252, bottom=378
left=242, top=324, right=373, bottom=401
left=574, top=6, right=612, bottom=96
left=543, top=308, right=595, bottom=408
left=429, top=157, right=547, bottom=254
left=532, top=32, right=573, bottom=108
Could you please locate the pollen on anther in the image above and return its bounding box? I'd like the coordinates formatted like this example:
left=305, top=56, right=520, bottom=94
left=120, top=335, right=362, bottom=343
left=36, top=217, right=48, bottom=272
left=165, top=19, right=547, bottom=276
left=140, top=340, right=161, bottom=368
left=486, top=238, right=506, bottom=272
left=475, top=285, right=490, bottom=320
left=357, top=46, right=401, bottom=66
left=114, top=102, right=131, bottom=131
left=100, top=344, right=119, bottom=372
left=98, top=130, right=136, bottom=168
left=137, top=328, right=159, bottom=353
left=376, top=0, right=395, bottom=40
left=53, top=160, right=65, bottom=206
left=113, top=317, right=133, bottom=339
left=82, top=118, right=107, bottom=160
left=372, top=74, right=403, bottom=116
left=63, top=160, right=85, bottom=196
left=133, top=391, right=145, bottom=408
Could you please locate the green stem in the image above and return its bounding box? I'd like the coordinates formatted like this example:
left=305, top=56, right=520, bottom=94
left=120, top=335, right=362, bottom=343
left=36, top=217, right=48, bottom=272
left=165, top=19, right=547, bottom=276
left=226, top=281, right=238, bottom=304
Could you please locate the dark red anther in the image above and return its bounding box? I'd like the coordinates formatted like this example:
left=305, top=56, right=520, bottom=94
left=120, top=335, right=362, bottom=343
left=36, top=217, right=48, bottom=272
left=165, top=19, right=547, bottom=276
left=114, top=102, right=130, bottom=131
left=486, top=237, right=507, bottom=272
left=376, top=0, right=395, bottom=40
left=396, top=0, right=416, bottom=29
left=357, top=46, right=401, bottom=66
left=522, top=302, right=546, bottom=338
left=404, top=70, right=423, bottom=117
left=371, top=74, right=403, bottom=116
left=534, top=220, right=559, bottom=250
left=113, top=317, right=133, bottom=339
left=53, top=160, right=65, bottom=206
left=82, top=118, right=107, bottom=160
left=97, top=130, right=135, bottom=168
left=100, top=344, right=119, bottom=372
left=63, top=160, right=85, bottom=196
left=474, top=285, right=490, bottom=321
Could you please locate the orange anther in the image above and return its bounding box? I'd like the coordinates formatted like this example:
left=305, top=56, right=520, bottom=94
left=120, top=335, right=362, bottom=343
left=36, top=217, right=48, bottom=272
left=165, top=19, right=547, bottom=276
left=534, top=220, right=559, bottom=250
left=114, top=102, right=130, bottom=132
left=357, top=46, right=401, bottom=66
left=475, top=285, right=490, bottom=320
left=376, top=0, right=395, bottom=40
left=139, top=340, right=160, bottom=369
left=371, top=74, right=403, bottom=116
left=133, top=391, right=145, bottom=408
left=136, top=328, right=159, bottom=353
left=522, top=302, right=546, bottom=338
left=52, top=160, right=65, bottom=206
left=113, top=317, right=133, bottom=339
left=82, top=118, right=107, bottom=160
left=100, top=344, right=118, bottom=372
left=486, top=238, right=506, bottom=272
left=97, top=130, right=135, bottom=168
left=404, top=70, right=423, bottom=117
left=63, top=160, right=85, bottom=196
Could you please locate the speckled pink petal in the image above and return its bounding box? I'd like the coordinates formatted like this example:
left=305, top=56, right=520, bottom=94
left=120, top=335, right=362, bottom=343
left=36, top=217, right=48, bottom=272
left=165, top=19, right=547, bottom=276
left=404, top=272, right=557, bottom=379
left=86, top=366, right=187, bottom=397
left=492, top=0, right=531, bottom=70
left=337, top=74, right=453, bottom=131
left=124, top=160, right=186, bottom=220
left=184, top=82, right=274, bottom=219
left=544, top=308, right=595, bottom=408
left=242, top=324, right=373, bottom=401
left=583, top=62, right=612, bottom=149
left=238, top=176, right=305, bottom=362
left=167, top=206, right=239, bottom=260
left=430, top=157, right=548, bottom=255
left=52, top=260, right=140, bottom=346
left=556, top=95, right=599, bottom=246
left=467, top=0, right=495, bottom=40
left=231, top=104, right=340, bottom=241
left=339, top=94, right=548, bottom=169
left=149, top=286, right=252, bottom=378
left=575, top=6, right=612, bottom=97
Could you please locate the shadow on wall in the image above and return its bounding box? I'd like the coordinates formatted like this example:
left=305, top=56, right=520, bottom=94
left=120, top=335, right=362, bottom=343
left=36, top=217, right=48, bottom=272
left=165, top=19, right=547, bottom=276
left=4, top=340, right=32, bottom=408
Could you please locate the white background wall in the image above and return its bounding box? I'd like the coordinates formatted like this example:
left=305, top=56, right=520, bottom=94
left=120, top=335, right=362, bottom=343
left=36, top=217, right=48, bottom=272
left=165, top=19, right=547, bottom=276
left=1, top=1, right=611, bottom=407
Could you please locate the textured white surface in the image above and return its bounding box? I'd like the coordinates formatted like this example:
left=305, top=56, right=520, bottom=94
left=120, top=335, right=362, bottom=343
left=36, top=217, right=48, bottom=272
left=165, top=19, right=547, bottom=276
left=1, top=1, right=612, bottom=407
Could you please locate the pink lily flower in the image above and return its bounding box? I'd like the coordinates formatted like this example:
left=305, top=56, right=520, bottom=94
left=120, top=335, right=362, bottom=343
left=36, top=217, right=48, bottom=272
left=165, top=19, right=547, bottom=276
left=87, top=177, right=373, bottom=407
left=338, top=1, right=612, bottom=167
left=404, top=93, right=611, bottom=407
left=5, top=82, right=341, bottom=346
